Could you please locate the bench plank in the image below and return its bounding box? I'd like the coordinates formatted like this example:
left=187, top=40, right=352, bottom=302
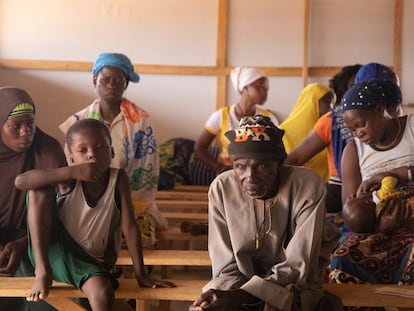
left=156, top=200, right=208, bottom=210
left=133, top=186, right=209, bottom=249
left=157, top=227, right=208, bottom=240
left=161, top=212, right=208, bottom=221
left=155, top=200, right=208, bottom=213
left=156, top=191, right=208, bottom=201
left=172, top=185, right=209, bottom=192
left=0, top=277, right=204, bottom=301
left=324, top=283, right=414, bottom=308
left=117, top=249, right=211, bottom=266
left=4, top=278, right=414, bottom=309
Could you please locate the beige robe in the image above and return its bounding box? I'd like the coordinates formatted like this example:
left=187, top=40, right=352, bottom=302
left=204, top=166, right=340, bottom=311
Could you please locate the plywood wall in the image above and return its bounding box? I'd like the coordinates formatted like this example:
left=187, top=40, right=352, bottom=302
left=0, top=0, right=411, bottom=144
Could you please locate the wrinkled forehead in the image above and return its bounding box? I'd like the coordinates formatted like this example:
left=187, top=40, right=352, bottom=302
left=95, top=65, right=126, bottom=79
left=233, top=157, right=279, bottom=165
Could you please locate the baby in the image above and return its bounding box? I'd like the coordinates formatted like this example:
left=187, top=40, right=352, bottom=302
left=344, top=176, right=414, bottom=233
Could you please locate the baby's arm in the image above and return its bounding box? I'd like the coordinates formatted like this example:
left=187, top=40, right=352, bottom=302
left=117, top=169, right=175, bottom=288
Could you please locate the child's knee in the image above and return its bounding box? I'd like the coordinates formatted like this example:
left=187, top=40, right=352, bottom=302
left=82, top=276, right=115, bottom=306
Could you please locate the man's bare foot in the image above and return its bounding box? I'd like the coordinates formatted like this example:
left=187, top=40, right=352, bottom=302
left=27, top=268, right=52, bottom=302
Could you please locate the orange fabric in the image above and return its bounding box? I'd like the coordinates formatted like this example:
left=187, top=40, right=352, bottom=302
left=314, top=112, right=338, bottom=178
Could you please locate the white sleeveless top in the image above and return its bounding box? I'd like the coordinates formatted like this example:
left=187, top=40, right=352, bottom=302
left=355, top=114, right=414, bottom=181
left=59, top=168, right=121, bottom=263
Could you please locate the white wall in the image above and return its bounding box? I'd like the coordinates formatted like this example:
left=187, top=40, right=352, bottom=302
left=0, top=0, right=413, bottom=145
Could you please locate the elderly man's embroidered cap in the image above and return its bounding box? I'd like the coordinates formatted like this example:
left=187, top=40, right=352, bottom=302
left=225, top=115, right=286, bottom=161
left=92, top=53, right=140, bottom=83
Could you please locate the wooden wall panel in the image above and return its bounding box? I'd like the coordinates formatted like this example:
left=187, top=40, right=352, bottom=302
left=0, top=0, right=403, bottom=109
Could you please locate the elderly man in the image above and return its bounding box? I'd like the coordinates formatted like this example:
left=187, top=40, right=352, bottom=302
left=190, top=115, right=341, bottom=311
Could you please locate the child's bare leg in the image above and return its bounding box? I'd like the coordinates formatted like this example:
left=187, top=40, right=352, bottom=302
left=81, top=275, right=114, bottom=311
left=26, top=187, right=54, bottom=302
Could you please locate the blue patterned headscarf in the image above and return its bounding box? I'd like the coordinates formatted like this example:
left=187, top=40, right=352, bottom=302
left=354, top=63, right=397, bottom=85
left=92, top=53, right=140, bottom=83
left=341, top=79, right=402, bottom=112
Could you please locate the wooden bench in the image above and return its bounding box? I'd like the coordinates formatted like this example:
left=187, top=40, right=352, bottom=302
left=171, top=185, right=209, bottom=192
left=118, top=249, right=210, bottom=310
left=135, top=188, right=209, bottom=224
left=3, top=277, right=414, bottom=311
left=0, top=277, right=205, bottom=311
left=159, top=211, right=208, bottom=222
left=118, top=249, right=211, bottom=266
left=118, top=248, right=210, bottom=294
left=323, top=284, right=414, bottom=310
left=155, top=199, right=208, bottom=210
left=140, top=198, right=209, bottom=249
left=156, top=191, right=208, bottom=201
left=156, top=227, right=208, bottom=242
left=155, top=199, right=208, bottom=234
left=141, top=186, right=210, bottom=250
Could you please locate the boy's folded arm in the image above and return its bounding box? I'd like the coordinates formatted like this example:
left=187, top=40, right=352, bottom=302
left=14, top=166, right=75, bottom=190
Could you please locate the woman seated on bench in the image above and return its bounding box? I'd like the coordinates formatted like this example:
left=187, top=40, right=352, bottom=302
left=15, top=119, right=174, bottom=311
left=0, top=87, right=66, bottom=311
left=329, top=79, right=414, bottom=286
left=194, top=66, right=279, bottom=176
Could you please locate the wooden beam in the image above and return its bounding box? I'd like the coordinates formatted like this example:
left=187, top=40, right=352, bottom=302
left=0, top=59, right=92, bottom=71
left=136, top=64, right=225, bottom=76
left=302, top=0, right=310, bottom=87
left=0, top=59, right=225, bottom=76
left=0, top=59, right=348, bottom=78
left=216, top=0, right=228, bottom=69
left=308, top=66, right=346, bottom=77
left=215, top=0, right=229, bottom=110
left=216, top=75, right=227, bottom=109
left=393, top=0, right=403, bottom=78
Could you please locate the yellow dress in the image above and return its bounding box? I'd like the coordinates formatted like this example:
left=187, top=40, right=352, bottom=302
left=279, top=83, right=332, bottom=182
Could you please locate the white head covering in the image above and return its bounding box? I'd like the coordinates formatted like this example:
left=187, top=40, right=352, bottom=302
left=230, top=66, right=267, bottom=93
